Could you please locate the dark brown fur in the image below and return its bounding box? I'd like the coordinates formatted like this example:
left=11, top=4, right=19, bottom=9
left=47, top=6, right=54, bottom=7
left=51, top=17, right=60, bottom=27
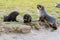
left=4, top=11, right=19, bottom=22
left=23, top=14, right=32, bottom=23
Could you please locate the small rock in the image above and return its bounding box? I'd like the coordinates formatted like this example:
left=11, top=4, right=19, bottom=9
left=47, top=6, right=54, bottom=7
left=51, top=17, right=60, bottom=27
left=21, top=25, right=31, bottom=33
left=34, top=22, right=41, bottom=30
left=13, top=25, right=31, bottom=33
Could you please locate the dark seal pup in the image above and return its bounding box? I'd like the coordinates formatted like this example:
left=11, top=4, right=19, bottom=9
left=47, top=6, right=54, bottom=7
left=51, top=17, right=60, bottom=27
left=4, top=11, right=19, bottom=22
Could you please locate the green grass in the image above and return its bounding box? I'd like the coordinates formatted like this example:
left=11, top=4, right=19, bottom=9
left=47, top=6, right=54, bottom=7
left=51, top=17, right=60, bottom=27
left=0, top=0, right=60, bottom=19
left=0, top=15, right=3, bottom=19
